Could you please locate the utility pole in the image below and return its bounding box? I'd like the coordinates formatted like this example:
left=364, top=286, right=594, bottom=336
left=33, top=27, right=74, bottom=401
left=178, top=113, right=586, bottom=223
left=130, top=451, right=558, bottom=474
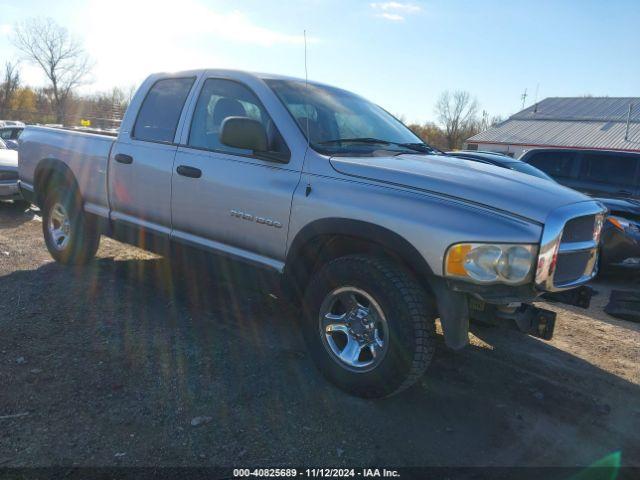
left=520, top=88, right=528, bottom=111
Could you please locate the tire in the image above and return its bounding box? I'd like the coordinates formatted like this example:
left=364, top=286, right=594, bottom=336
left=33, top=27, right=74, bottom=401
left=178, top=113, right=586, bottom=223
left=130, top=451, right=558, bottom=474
left=302, top=254, right=436, bottom=398
left=42, top=184, right=100, bottom=265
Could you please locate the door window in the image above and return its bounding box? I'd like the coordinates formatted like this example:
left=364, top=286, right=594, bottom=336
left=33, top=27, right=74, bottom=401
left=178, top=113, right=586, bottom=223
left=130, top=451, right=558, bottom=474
left=188, top=79, right=289, bottom=159
left=580, top=153, right=638, bottom=187
left=527, top=151, right=576, bottom=179
left=133, top=77, right=195, bottom=143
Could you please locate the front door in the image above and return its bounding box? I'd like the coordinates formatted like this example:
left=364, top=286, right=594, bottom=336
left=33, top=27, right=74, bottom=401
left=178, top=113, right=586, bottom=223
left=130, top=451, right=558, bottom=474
left=170, top=78, right=300, bottom=269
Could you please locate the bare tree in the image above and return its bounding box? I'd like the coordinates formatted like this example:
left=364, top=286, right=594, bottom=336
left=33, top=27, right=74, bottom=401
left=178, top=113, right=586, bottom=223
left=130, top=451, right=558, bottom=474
left=407, top=122, right=447, bottom=151
left=0, top=61, right=21, bottom=118
left=489, top=114, right=503, bottom=128
left=435, top=90, right=479, bottom=149
left=12, top=17, right=92, bottom=124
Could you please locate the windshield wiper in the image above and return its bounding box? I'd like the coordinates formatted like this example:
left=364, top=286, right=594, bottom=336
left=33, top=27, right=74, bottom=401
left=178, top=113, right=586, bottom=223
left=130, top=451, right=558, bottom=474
left=318, top=138, right=440, bottom=155
left=318, top=138, right=392, bottom=146
left=398, top=142, right=442, bottom=154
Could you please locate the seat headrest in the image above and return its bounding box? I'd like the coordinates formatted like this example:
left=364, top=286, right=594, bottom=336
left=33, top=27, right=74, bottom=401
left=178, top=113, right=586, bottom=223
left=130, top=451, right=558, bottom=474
left=213, top=98, right=247, bottom=128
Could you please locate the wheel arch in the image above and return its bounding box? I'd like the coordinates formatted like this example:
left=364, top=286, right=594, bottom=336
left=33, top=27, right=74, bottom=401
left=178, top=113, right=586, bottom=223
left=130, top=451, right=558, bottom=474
left=283, top=218, right=471, bottom=351
left=283, top=218, right=436, bottom=302
left=33, top=158, right=80, bottom=208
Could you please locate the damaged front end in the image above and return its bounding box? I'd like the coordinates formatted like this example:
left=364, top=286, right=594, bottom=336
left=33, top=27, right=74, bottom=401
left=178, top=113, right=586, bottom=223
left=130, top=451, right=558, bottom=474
left=432, top=201, right=606, bottom=350
left=432, top=280, right=595, bottom=349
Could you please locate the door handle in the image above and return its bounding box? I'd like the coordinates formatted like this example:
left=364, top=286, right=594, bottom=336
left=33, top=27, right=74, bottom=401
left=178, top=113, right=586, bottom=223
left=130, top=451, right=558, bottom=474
left=176, top=165, right=202, bottom=178
left=114, top=153, right=134, bottom=164
left=617, top=189, right=633, bottom=196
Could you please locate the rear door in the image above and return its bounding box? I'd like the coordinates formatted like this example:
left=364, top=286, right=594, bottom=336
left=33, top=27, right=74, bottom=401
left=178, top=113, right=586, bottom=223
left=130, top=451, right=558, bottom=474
left=576, top=152, right=640, bottom=198
left=108, top=77, right=196, bottom=236
left=170, top=77, right=300, bottom=269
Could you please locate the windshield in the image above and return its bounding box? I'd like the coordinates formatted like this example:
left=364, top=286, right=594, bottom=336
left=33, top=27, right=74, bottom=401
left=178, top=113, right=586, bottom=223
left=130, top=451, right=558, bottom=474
left=507, top=162, right=555, bottom=182
left=266, top=79, right=432, bottom=156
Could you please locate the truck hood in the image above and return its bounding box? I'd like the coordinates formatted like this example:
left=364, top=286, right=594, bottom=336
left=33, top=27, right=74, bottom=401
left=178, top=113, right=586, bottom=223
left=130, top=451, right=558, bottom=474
left=330, top=153, right=591, bottom=224
left=0, top=149, right=18, bottom=171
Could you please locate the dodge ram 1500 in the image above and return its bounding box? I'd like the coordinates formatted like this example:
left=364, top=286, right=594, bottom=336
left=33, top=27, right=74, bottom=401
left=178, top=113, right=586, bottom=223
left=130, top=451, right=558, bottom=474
left=18, top=69, right=606, bottom=397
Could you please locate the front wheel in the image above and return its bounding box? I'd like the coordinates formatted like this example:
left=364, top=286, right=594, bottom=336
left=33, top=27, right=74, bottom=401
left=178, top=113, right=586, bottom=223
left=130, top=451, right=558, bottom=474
left=302, top=255, right=436, bottom=398
left=42, top=187, right=100, bottom=265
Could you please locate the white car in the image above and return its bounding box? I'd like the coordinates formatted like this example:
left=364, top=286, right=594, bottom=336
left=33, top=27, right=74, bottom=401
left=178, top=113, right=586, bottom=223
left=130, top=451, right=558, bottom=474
left=0, top=120, right=25, bottom=128
left=0, top=138, right=28, bottom=208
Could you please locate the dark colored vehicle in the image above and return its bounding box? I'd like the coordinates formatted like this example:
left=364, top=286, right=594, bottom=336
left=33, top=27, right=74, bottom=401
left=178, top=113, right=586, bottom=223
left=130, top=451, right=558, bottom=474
left=0, top=126, right=24, bottom=150
left=447, top=150, right=554, bottom=181
left=520, top=148, right=640, bottom=270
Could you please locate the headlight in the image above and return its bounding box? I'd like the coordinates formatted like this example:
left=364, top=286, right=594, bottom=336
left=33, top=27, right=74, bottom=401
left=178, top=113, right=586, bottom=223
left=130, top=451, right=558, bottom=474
left=445, top=243, right=538, bottom=285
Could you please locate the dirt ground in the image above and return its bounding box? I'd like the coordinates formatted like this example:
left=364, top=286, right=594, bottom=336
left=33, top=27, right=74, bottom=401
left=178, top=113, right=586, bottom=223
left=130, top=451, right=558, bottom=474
left=1, top=202, right=639, bottom=468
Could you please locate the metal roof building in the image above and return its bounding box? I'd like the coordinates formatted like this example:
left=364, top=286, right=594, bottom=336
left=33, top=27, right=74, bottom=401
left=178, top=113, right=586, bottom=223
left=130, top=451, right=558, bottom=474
left=466, top=97, right=640, bottom=158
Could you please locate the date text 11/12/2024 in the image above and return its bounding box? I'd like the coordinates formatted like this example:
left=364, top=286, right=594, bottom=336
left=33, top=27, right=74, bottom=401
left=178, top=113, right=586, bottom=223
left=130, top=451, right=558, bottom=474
left=233, top=468, right=400, bottom=477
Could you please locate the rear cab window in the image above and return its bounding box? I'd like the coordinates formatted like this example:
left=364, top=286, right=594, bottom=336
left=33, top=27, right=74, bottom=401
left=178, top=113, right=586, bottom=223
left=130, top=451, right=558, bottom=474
left=527, top=151, right=577, bottom=179
left=580, top=152, right=639, bottom=187
left=133, top=77, right=195, bottom=143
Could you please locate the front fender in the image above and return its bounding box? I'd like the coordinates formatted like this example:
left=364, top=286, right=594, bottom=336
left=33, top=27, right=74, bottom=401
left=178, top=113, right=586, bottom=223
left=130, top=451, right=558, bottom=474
left=285, top=217, right=472, bottom=349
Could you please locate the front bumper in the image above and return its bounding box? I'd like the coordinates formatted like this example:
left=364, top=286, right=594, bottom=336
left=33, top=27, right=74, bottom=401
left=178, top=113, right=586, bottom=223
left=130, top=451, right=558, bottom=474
left=432, top=278, right=559, bottom=350
left=0, top=180, right=20, bottom=199
left=447, top=279, right=540, bottom=304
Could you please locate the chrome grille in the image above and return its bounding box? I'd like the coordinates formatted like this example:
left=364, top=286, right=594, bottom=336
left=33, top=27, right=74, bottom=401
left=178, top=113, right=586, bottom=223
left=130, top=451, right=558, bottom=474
left=536, top=202, right=606, bottom=292
left=554, top=251, right=593, bottom=285
left=561, top=215, right=596, bottom=243
left=555, top=214, right=598, bottom=287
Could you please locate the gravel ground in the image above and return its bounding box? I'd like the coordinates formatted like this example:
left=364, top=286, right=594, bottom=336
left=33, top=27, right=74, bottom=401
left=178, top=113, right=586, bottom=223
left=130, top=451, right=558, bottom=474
left=1, top=202, right=639, bottom=468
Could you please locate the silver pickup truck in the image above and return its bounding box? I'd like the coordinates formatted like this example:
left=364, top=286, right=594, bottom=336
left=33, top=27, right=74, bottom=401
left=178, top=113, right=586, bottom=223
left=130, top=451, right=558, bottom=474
left=18, top=69, right=606, bottom=397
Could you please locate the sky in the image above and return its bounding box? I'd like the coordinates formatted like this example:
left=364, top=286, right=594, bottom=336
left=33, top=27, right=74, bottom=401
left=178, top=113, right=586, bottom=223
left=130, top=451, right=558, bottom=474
left=0, top=0, right=639, bottom=124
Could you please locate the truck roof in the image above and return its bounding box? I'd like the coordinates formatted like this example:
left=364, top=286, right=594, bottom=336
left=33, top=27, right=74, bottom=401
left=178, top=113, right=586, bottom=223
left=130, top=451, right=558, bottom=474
left=148, top=68, right=333, bottom=89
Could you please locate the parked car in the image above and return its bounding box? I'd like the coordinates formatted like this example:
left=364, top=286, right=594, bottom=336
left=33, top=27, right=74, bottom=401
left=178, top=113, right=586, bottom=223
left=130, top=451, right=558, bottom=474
left=18, top=70, right=606, bottom=397
left=0, top=124, right=25, bottom=150
left=446, top=150, right=554, bottom=181
left=0, top=138, right=28, bottom=208
left=520, top=148, right=640, bottom=270
left=0, top=120, right=25, bottom=127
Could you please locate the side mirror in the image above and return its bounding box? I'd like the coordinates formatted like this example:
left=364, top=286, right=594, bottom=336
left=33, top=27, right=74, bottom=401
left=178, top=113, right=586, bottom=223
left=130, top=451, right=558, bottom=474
left=220, top=117, right=268, bottom=152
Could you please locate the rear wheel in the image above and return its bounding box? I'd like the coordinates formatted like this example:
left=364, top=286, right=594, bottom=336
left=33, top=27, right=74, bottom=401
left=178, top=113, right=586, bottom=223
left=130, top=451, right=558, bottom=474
left=42, top=186, right=100, bottom=265
left=302, top=254, right=436, bottom=398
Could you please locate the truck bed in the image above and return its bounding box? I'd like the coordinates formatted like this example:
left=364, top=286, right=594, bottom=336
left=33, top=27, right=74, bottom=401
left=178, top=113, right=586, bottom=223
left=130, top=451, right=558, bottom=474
left=18, top=125, right=116, bottom=216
